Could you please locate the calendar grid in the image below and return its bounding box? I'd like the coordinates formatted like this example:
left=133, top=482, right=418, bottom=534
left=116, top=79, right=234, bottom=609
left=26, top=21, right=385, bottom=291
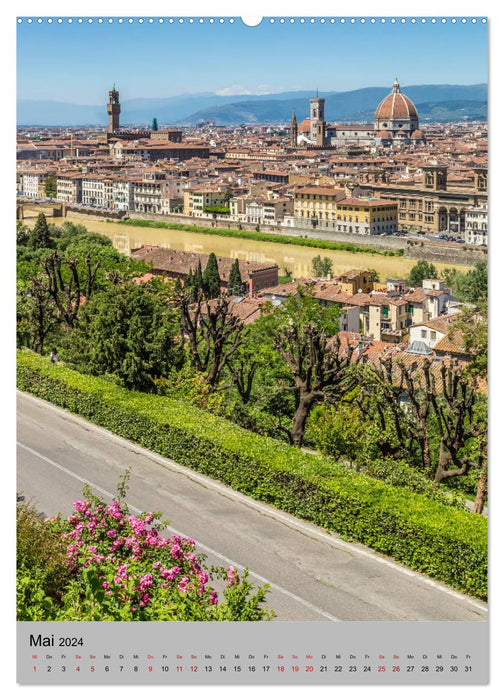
left=18, top=621, right=489, bottom=684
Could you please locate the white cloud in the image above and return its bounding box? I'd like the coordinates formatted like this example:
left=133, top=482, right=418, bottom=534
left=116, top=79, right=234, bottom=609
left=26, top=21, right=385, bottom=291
left=215, top=85, right=274, bottom=96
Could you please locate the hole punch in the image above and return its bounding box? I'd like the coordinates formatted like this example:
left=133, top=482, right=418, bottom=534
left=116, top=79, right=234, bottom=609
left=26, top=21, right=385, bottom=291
left=241, top=17, right=263, bottom=27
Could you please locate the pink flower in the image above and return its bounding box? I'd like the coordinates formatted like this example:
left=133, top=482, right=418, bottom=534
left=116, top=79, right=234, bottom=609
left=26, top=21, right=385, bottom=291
left=73, top=499, right=90, bottom=514
left=160, top=566, right=180, bottom=581
left=139, top=574, right=153, bottom=591
left=178, top=576, right=191, bottom=593
left=209, top=589, right=218, bottom=605
left=198, top=571, right=209, bottom=586
left=170, top=543, right=183, bottom=559
left=226, top=566, right=240, bottom=587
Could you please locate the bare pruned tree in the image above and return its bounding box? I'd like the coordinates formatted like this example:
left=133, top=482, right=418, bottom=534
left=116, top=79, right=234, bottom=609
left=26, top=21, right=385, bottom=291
left=42, top=251, right=102, bottom=328
left=428, top=360, right=487, bottom=485
left=274, top=326, right=360, bottom=447
left=175, top=289, right=248, bottom=389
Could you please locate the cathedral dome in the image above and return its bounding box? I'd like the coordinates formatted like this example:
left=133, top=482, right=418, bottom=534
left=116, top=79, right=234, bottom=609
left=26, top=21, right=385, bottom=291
left=376, top=130, right=392, bottom=139
left=375, top=78, right=418, bottom=122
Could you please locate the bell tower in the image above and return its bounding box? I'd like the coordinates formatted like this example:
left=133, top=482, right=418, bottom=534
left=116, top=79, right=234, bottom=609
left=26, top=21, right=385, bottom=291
left=290, top=110, right=298, bottom=147
left=310, top=93, right=325, bottom=143
left=107, top=86, right=121, bottom=134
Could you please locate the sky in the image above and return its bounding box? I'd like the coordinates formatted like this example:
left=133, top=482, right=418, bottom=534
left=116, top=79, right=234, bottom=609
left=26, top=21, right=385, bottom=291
left=16, top=16, right=488, bottom=104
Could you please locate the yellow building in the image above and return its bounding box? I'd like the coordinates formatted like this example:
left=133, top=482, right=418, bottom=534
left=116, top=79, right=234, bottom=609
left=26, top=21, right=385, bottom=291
left=293, top=185, right=347, bottom=229
left=335, top=197, right=398, bottom=235
left=293, top=185, right=398, bottom=235
left=183, top=186, right=229, bottom=217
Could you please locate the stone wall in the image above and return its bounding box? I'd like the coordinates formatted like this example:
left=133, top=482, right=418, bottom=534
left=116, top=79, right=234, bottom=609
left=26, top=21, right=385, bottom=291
left=65, top=206, right=128, bottom=221
left=403, top=240, right=487, bottom=265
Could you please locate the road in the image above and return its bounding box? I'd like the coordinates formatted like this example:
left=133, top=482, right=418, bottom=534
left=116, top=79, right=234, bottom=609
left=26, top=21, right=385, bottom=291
left=16, top=391, right=487, bottom=622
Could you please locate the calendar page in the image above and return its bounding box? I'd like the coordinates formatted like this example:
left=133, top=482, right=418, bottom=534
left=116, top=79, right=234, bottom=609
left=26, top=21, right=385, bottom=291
left=15, top=7, right=489, bottom=687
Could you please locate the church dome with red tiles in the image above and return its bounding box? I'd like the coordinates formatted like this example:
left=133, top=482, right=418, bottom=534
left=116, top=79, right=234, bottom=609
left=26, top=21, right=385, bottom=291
left=374, top=78, right=420, bottom=140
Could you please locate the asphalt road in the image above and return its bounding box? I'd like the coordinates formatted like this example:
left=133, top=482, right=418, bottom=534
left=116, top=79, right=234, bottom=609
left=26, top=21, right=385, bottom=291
left=16, top=391, right=487, bottom=622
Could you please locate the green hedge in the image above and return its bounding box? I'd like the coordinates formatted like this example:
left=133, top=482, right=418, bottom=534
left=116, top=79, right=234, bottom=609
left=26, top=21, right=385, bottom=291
left=113, top=218, right=403, bottom=258
left=17, top=351, right=487, bottom=599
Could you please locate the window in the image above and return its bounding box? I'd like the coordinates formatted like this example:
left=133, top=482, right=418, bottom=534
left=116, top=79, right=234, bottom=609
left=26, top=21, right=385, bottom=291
left=421, top=330, right=427, bottom=339
left=430, top=331, right=436, bottom=341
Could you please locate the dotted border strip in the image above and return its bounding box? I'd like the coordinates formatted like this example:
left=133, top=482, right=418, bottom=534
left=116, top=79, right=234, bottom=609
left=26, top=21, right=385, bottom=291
left=17, top=17, right=488, bottom=25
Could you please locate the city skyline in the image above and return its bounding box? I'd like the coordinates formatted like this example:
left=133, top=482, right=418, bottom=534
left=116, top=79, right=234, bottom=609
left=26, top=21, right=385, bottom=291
left=17, top=17, right=487, bottom=104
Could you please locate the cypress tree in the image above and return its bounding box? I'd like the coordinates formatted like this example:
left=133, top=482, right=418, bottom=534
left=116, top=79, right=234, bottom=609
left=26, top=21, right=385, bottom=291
left=151, top=117, right=158, bottom=132
left=29, top=213, right=53, bottom=250
left=185, top=269, right=194, bottom=300
left=227, top=259, right=243, bottom=296
left=194, top=260, right=204, bottom=298
left=203, top=253, right=221, bottom=299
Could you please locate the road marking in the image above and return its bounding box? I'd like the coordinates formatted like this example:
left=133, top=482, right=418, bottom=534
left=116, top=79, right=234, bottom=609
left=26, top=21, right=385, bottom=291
left=17, top=440, right=340, bottom=622
left=18, top=391, right=488, bottom=614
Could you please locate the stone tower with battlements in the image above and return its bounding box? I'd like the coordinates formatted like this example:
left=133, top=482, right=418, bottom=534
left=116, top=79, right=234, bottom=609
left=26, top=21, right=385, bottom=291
left=107, top=86, right=121, bottom=134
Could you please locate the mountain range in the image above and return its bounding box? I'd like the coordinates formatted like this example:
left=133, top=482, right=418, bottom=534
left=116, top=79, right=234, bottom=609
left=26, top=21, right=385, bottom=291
left=17, top=84, right=487, bottom=127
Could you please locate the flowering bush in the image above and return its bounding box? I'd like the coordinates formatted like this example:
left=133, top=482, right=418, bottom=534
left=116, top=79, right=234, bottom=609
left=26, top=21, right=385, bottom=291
left=17, top=478, right=273, bottom=621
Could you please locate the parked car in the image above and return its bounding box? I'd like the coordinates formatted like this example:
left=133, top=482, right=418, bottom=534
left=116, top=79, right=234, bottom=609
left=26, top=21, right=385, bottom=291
left=454, top=236, right=465, bottom=243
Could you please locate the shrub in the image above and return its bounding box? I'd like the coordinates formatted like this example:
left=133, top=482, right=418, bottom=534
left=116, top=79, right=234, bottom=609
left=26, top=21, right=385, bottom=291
left=17, top=351, right=487, bottom=599
left=17, top=481, right=272, bottom=621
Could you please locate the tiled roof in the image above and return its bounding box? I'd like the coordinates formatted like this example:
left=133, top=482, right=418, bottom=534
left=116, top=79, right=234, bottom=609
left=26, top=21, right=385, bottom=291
left=131, top=246, right=278, bottom=280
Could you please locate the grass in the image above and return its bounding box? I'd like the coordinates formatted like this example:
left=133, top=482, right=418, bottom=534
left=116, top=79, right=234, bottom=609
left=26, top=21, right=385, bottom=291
left=112, top=218, right=404, bottom=258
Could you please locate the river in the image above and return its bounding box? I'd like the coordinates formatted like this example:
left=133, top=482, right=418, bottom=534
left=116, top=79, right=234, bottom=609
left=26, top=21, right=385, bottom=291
left=25, top=213, right=471, bottom=281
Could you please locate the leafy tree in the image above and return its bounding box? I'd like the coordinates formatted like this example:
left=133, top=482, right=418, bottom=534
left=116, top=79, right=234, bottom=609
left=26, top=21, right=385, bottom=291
left=44, top=175, right=57, bottom=198
left=311, top=255, right=333, bottom=278
left=309, top=402, right=368, bottom=465
left=203, top=252, right=221, bottom=299
left=16, top=221, right=30, bottom=247
left=451, top=262, right=488, bottom=304
left=29, top=213, right=54, bottom=251
left=227, top=259, right=243, bottom=296
left=151, top=117, right=158, bottom=132
left=406, top=259, right=437, bottom=287
left=449, top=303, right=487, bottom=379
left=64, top=282, right=182, bottom=391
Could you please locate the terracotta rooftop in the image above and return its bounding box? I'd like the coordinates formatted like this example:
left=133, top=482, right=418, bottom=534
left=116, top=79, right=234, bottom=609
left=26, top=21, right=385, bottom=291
left=131, top=246, right=278, bottom=281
